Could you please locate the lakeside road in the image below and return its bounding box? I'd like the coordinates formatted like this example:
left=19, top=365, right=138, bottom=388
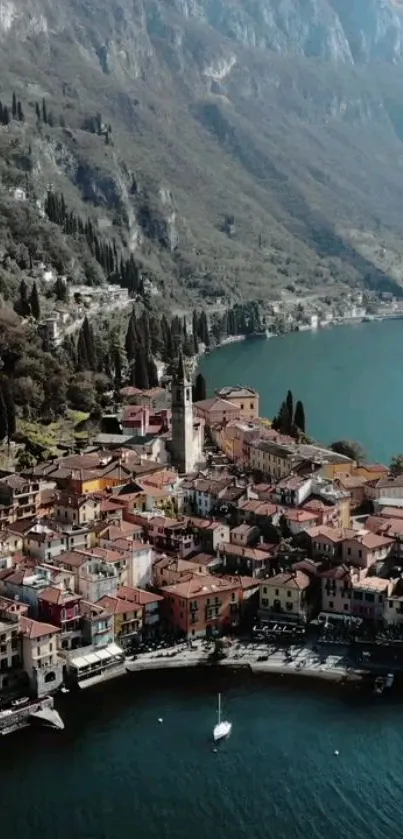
left=125, top=640, right=365, bottom=684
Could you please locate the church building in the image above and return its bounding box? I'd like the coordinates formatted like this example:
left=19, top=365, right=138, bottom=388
left=170, top=351, right=204, bottom=474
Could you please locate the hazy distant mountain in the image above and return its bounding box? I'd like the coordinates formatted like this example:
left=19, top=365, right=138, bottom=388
left=2, top=0, right=403, bottom=302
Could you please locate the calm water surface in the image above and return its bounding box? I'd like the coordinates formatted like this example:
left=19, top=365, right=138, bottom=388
left=1, top=674, right=403, bottom=839
left=200, top=320, right=403, bottom=463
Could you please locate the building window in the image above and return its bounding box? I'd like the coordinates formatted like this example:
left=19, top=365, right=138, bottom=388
left=287, top=591, right=291, bottom=598
left=261, top=598, right=268, bottom=607
left=347, top=548, right=351, bottom=556
left=344, top=604, right=349, bottom=611
left=328, top=601, right=334, bottom=609
left=358, top=550, right=362, bottom=559
left=250, top=403, right=254, bottom=410
left=275, top=589, right=279, bottom=596
left=286, top=602, right=293, bottom=611
left=263, top=587, right=267, bottom=594
left=240, top=404, right=244, bottom=410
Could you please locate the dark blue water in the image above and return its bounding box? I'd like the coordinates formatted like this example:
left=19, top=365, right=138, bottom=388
left=199, top=320, right=403, bottom=463
left=2, top=674, right=403, bottom=839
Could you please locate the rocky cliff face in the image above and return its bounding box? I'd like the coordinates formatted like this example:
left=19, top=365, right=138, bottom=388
left=1, top=0, right=403, bottom=301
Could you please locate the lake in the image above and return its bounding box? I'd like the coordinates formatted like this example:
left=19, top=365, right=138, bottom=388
left=199, top=320, right=403, bottom=463
left=1, top=672, right=402, bottom=839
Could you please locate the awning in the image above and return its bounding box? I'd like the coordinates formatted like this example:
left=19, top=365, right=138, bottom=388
left=108, top=643, right=124, bottom=656
left=70, top=656, right=89, bottom=669
left=96, top=648, right=111, bottom=661
left=85, top=653, right=100, bottom=665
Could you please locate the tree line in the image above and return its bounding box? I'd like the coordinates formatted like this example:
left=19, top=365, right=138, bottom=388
left=272, top=389, right=306, bottom=436
left=45, top=191, right=143, bottom=294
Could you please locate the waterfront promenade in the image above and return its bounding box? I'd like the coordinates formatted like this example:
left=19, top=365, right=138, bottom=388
left=125, top=640, right=362, bottom=683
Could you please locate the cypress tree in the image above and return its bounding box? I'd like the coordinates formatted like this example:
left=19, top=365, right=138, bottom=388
left=113, top=347, right=122, bottom=391
left=277, top=401, right=292, bottom=435
left=125, top=315, right=137, bottom=361
left=42, top=97, right=47, bottom=124
left=35, top=102, right=40, bottom=121
left=12, top=92, right=17, bottom=119
left=134, top=345, right=149, bottom=390
left=77, top=328, right=89, bottom=370
left=294, top=400, right=306, bottom=434
left=147, top=356, right=159, bottom=388
left=2, top=105, right=9, bottom=125
left=0, top=378, right=16, bottom=442
left=82, top=317, right=97, bottom=370
left=193, top=372, right=206, bottom=402
left=30, top=282, right=41, bottom=320
left=0, top=388, right=8, bottom=443
left=286, top=390, right=293, bottom=424
left=16, top=279, right=31, bottom=317
left=16, top=100, right=24, bottom=121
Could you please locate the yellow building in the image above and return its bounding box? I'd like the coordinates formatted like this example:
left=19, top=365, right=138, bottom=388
left=259, top=570, right=312, bottom=623
left=96, top=594, right=143, bottom=649
left=215, top=386, right=260, bottom=421
left=249, top=440, right=298, bottom=479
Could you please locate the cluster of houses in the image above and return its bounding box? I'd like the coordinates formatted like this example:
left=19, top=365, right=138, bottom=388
left=2, top=377, right=403, bottom=701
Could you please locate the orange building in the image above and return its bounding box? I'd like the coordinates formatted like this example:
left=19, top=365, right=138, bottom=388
left=161, top=574, right=242, bottom=638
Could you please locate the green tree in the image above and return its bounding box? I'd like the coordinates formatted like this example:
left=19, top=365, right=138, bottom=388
left=29, top=282, right=41, bottom=321
left=134, top=345, right=149, bottom=390
left=330, top=440, right=365, bottom=464
left=147, top=356, right=159, bottom=388
left=286, top=389, right=293, bottom=422
left=193, top=372, right=206, bottom=402
left=53, top=276, right=68, bottom=302
left=0, top=377, right=16, bottom=442
left=390, top=454, right=403, bottom=476
left=273, top=400, right=292, bottom=434
left=294, top=400, right=306, bottom=434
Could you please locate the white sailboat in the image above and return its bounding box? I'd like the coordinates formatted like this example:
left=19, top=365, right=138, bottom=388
left=213, top=693, right=232, bottom=742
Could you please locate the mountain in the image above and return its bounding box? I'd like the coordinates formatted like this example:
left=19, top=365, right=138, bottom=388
left=2, top=0, right=403, bottom=303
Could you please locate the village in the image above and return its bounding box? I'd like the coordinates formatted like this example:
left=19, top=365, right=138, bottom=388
left=0, top=350, right=403, bottom=725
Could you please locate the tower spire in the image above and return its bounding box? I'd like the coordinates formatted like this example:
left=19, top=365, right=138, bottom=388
left=176, top=346, right=186, bottom=382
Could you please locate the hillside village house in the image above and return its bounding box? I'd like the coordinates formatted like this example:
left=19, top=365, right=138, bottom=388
left=54, top=493, right=101, bottom=526
left=365, top=475, right=403, bottom=502
left=0, top=475, right=41, bottom=522
left=341, top=532, right=394, bottom=569
left=215, top=386, right=260, bottom=421
left=249, top=440, right=300, bottom=480
left=259, top=570, right=313, bottom=623
left=350, top=574, right=391, bottom=623
left=38, top=586, right=82, bottom=651
left=193, top=397, right=240, bottom=428
left=218, top=542, right=274, bottom=577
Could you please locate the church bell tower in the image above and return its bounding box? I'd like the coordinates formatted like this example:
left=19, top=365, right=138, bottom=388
left=171, top=350, right=194, bottom=475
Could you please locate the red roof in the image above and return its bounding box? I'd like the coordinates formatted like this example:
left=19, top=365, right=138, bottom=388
left=21, top=616, right=60, bottom=639
left=116, top=586, right=163, bottom=605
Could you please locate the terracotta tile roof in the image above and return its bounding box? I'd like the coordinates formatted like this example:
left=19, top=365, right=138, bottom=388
left=38, top=586, right=80, bottom=605
left=21, top=616, right=60, bottom=639
left=52, top=551, right=88, bottom=569
left=163, top=573, right=241, bottom=599
left=320, top=564, right=351, bottom=581
left=219, top=542, right=272, bottom=561
left=263, top=570, right=311, bottom=590
left=194, top=396, right=240, bottom=413
left=285, top=509, right=319, bottom=523
left=96, top=595, right=142, bottom=616
left=116, top=586, right=163, bottom=605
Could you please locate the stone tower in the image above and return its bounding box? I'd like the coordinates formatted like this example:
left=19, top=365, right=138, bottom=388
left=171, top=350, right=194, bottom=475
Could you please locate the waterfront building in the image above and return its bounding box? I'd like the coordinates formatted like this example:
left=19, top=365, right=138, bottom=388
left=214, top=386, right=260, bottom=421
left=20, top=616, right=63, bottom=696
left=96, top=594, right=143, bottom=648
left=365, top=475, right=403, bottom=502
left=0, top=599, right=24, bottom=694
left=384, top=579, right=403, bottom=625
left=171, top=352, right=204, bottom=475
left=160, top=574, right=242, bottom=638
left=38, top=586, right=82, bottom=651
left=79, top=600, right=115, bottom=647
left=320, top=565, right=352, bottom=615
left=116, top=586, right=163, bottom=638
left=350, top=574, right=391, bottom=623
left=259, top=570, right=314, bottom=623
left=63, top=642, right=125, bottom=689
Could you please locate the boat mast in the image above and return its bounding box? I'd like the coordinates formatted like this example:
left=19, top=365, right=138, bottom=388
left=218, top=693, right=221, bottom=724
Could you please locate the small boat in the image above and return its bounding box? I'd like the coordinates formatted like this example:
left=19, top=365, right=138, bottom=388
left=374, top=676, right=386, bottom=695
left=213, top=693, right=232, bottom=742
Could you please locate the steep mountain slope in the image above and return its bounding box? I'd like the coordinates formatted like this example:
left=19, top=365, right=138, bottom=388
left=2, top=0, right=403, bottom=302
